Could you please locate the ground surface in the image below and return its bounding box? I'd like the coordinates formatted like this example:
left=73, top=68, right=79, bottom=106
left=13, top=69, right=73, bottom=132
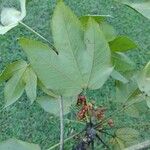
left=0, top=0, right=150, bottom=149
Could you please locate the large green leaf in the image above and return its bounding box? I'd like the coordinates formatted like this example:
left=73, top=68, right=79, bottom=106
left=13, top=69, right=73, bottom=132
left=136, top=61, right=150, bottom=96
left=37, top=96, right=76, bottom=116
left=109, top=36, right=137, bottom=52
left=52, top=1, right=85, bottom=85
left=19, top=2, right=112, bottom=96
left=4, top=66, right=27, bottom=107
left=23, top=66, right=37, bottom=104
left=118, top=1, right=150, bottom=20
left=0, top=60, right=27, bottom=84
left=83, top=18, right=113, bottom=89
left=0, top=139, right=41, bottom=150
left=112, top=52, right=135, bottom=72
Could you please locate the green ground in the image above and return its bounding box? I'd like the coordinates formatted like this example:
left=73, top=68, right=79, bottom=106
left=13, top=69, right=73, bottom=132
left=0, top=0, right=150, bottom=149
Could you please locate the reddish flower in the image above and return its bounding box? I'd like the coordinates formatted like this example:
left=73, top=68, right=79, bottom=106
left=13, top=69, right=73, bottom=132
left=108, top=119, right=114, bottom=127
left=95, top=108, right=106, bottom=120
left=77, top=95, right=86, bottom=106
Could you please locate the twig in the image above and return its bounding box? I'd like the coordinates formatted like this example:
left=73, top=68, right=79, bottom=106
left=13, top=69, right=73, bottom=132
left=99, top=130, right=115, bottom=138
left=124, top=140, right=150, bottom=150
left=59, top=96, right=64, bottom=150
left=96, top=134, right=110, bottom=149
left=91, top=141, right=94, bottom=150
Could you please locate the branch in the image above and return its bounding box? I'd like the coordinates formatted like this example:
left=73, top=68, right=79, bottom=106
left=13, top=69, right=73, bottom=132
left=124, top=140, right=150, bottom=150
left=96, top=134, right=110, bottom=149
left=59, top=96, right=64, bottom=150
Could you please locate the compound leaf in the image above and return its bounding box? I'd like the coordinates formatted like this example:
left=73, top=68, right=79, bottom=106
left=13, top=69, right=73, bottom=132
left=19, top=2, right=112, bottom=96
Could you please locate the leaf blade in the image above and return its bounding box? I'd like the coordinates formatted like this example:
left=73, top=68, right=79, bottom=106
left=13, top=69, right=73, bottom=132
left=109, top=36, right=137, bottom=52
left=23, top=66, right=37, bottom=104
left=4, top=66, right=27, bottom=107
left=84, top=18, right=113, bottom=89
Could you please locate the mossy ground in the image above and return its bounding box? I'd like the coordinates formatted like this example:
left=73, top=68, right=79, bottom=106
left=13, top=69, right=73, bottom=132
left=0, top=0, right=150, bottom=149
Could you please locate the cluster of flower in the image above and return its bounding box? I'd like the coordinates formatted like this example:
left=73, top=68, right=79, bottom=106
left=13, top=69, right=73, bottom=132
left=76, top=95, right=114, bottom=127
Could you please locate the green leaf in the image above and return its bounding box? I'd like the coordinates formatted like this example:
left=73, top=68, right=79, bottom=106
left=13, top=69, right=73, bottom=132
left=118, top=1, right=150, bottom=20
left=19, top=2, right=112, bottom=96
left=111, top=70, right=128, bottom=83
left=23, top=66, right=37, bottom=104
left=4, top=66, right=27, bottom=107
left=0, top=139, right=41, bottom=150
left=116, top=128, right=139, bottom=144
left=37, top=96, right=76, bottom=116
left=83, top=18, right=113, bottom=89
left=136, top=61, right=150, bottom=96
left=19, top=38, right=82, bottom=97
left=109, top=36, right=137, bottom=52
left=112, top=52, right=135, bottom=72
left=52, top=1, right=85, bottom=83
left=0, top=60, right=27, bottom=84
